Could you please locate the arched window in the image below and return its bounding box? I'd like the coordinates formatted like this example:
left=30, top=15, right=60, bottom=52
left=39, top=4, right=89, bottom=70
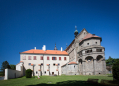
left=79, top=59, right=82, bottom=64
left=85, top=56, right=93, bottom=62
left=96, top=55, right=103, bottom=62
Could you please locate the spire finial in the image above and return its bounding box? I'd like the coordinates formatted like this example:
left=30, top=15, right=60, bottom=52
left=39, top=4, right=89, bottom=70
left=54, top=43, right=57, bottom=50
left=66, top=43, right=67, bottom=48
left=75, top=25, right=77, bottom=30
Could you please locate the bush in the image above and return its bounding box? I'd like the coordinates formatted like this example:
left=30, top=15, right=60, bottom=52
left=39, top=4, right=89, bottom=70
left=0, top=72, right=4, bottom=76
left=25, top=69, right=32, bottom=78
left=112, top=60, right=119, bottom=80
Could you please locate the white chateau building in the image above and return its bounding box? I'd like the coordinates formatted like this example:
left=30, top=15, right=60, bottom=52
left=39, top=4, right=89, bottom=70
left=20, top=45, right=69, bottom=76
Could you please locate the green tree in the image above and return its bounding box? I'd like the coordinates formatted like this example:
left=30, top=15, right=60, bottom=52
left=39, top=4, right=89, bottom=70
left=0, top=61, right=11, bottom=75
left=106, top=56, right=116, bottom=66
left=112, top=59, right=119, bottom=80
left=10, top=64, right=16, bottom=70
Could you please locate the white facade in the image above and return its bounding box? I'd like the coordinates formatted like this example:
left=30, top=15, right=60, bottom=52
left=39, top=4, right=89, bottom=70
left=20, top=53, right=69, bottom=76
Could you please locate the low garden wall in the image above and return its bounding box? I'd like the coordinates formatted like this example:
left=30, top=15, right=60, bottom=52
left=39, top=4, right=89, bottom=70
left=4, top=68, right=23, bottom=80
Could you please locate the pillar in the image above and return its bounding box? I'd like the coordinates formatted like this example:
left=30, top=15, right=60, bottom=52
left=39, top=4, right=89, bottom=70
left=93, top=59, right=96, bottom=75
left=82, top=61, right=85, bottom=75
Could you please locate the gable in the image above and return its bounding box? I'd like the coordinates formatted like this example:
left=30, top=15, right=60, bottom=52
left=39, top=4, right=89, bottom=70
left=76, top=28, right=88, bottom=41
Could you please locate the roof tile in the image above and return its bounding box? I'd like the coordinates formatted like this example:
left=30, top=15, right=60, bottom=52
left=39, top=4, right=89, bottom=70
left=21, top=49, right=68, bottom=55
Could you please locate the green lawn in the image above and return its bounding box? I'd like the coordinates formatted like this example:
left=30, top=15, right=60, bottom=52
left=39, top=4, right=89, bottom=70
left=0, top=75, right=116, bottom=86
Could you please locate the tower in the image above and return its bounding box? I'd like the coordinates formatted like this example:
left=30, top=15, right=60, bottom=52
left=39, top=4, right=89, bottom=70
left=74, top=26, right=78, bottom=37
left=54, top=43, right=57, bottom=50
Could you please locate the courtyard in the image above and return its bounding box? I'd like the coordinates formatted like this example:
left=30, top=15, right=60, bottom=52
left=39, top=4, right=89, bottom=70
left=0, top=75, right=118, bottom=86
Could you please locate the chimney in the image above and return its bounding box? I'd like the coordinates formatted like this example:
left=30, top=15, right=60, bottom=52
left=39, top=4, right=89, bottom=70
left=34, top=47, right=36, bottom=50
left=61, top=47, right=63, bottom=51
left=42, top=45, right=46, bottom=51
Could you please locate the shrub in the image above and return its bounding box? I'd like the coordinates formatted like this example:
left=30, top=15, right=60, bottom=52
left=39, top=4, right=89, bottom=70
left=112, top=60, right=119, bottom=80
left=25, top=69, right=32, bottom=78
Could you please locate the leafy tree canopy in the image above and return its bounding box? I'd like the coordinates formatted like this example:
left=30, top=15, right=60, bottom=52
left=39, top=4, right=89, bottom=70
left=10, top=64, right=16, bottom=70
left=106, top=56, right=119, bottom=66
left=0, top=61, right=11, bottom=75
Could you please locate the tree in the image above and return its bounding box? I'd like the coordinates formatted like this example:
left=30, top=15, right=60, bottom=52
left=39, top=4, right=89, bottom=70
left=112, top=59, right=119, bottom=80
left=0, top=61, right=11, bottom=75
left=10, top=64, right=16, bottom=70
left=106, top=56, right=116, bottom=66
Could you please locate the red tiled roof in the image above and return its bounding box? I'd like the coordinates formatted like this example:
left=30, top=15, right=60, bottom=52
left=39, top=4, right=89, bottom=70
left=31, top=64, right=34, bottom=66
left=20, top=49, right=68, bottom=55
left=80, top=33, right=100, bottom=42
left=38, top=64, right=41, bottom=66
left=47, top=64, right=49, bottom=66
left=68, top=62, right=77, bottom=65
left=20, top=61, right=23, bottom=63
left=55, top=64, right=58, bottom=66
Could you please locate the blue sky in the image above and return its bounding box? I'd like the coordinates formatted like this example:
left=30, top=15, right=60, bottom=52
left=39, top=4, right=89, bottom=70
left=0, top=0, right=119, bottom=66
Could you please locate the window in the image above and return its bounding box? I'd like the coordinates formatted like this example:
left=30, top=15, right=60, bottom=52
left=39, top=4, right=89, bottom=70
left=85, top=49, right=92, bottom=53
left=47, top=56, right=49, bottom=60
left=87, top=43, right=89, bottom=45
left=95, top=42, right=97, bottom=44
left=34, top=56, right=36, bottom=60
left=23, top=56, right=26, bottom=60
left=41, top=63, right=43, bottom=65
left=53, top=63, right=55, bottom=66
left=96, top=49, right=102, bottom=52
left=44, top=71, right=46, bottom=74
left=59, top=57, right=61, bottom=60
left=41, top=56, right=43, bottom=60
left=58, top=63, right=60, bottom=66
left=28, top=56, right=31, bottom=60
left=28, top=63, right=31, bottom=65
left=64, top=57, right=66, bottom=60
left=79, top=51, right=82, bottom=56
left=52, top=57, right=56, bottom=60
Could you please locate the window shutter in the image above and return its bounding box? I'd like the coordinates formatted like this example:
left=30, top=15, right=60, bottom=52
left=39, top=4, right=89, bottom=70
left=59, top=57, right=61, bottom=60
left=55, top=57, right=57, bottom=60
left=47, top=57, right=49, bottom=60
left=64, top=57, right=66, bottom=60
left=52, top=57, right=53, bottom=60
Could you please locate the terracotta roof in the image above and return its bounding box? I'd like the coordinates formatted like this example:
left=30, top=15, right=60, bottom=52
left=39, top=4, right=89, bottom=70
left=20, top=49, right=68, bottom=55
left=68, top=61, right=77, bottom=65
left=20, top=61, right=23, bottom=63
left=38, top=64, right=41, bottom=66
left=31, top=64, right=34, bottom=66
left=80, top=33, right=101, bottom=42
left=47, top=64, right=49, bottom=66
left=55, top=64, right=58, bottom=66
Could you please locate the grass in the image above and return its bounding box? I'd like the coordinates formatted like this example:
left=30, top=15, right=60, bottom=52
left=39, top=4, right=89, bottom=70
left=0, top=75, right=118, bottom=86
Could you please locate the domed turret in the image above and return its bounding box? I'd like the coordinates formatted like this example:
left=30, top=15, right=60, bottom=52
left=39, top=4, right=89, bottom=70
left=74, top=26, right=78, bottom=37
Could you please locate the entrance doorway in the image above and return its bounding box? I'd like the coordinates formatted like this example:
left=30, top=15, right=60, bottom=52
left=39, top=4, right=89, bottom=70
left=52, top=72, right=54, bottom=75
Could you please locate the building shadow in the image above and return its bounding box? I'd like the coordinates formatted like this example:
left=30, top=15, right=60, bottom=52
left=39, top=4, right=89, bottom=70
left=27, top=80, right=106, bottom=86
